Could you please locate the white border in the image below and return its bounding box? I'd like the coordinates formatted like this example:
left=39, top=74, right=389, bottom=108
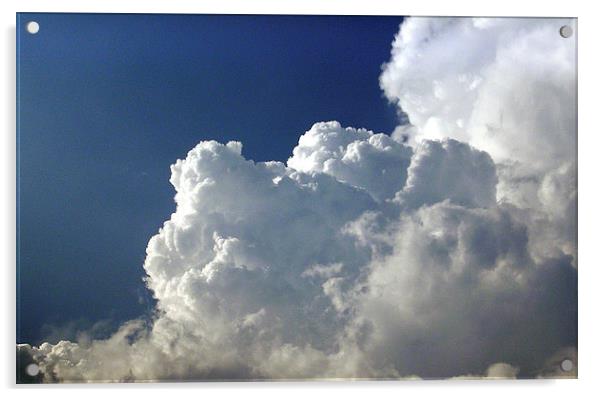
left=3, top=1, right=601, bottom=396
left=1, top=0, right=585, bottom=17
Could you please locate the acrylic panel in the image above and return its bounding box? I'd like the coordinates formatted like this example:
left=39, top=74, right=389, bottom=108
left=16, top=13, right=577, bottom=382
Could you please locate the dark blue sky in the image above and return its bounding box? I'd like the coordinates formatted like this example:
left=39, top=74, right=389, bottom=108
left=17, top=13, right=403, bottom=344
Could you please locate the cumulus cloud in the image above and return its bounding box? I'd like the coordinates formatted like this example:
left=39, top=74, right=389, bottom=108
left=341, top=202, right=575, bottom=379
left=287, top=121, right=413, bottom=201
left=18, top=17, right=576, bottom=382
left=396, top=138, right=497, bottom=209
left=451, top=362, right=520, bottom=380
left=380, top=17, right=576, bottom=170
left=380, top=17, right=577, bottom=263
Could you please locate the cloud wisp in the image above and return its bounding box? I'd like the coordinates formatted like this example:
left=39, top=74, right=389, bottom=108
left=18, top=17, right=576, bottom=382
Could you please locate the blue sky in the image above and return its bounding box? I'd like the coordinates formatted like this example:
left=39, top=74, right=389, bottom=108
left=17, top=13, right=403, bottom=344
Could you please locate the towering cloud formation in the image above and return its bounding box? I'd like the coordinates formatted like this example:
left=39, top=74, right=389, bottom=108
left=18, top=17, right=577, bottom=382
left=380, top=17, right=576, bottom=169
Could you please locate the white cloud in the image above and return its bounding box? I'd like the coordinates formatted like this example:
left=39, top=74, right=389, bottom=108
left=450, top=362, right=519, bottom=380
left=396, top=138, right=497, bottom=209
left=380, top=17, right=577, bottom=265
left=341, top=201, right=575, bottom=378
left=380, top=17, right=576, bottom=171
left=485, top=363, right=520, bottom=379
left=288, top=121, right=413, bottom=201
left=18, top=17, right=576, bottom=383
left=20, top=136, right=575, bottom=381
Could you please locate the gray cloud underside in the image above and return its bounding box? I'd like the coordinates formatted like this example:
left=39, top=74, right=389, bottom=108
left=18, top=17, right=576, bottom=382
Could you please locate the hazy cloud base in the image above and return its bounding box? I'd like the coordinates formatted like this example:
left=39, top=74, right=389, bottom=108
left=18, top=17, right=577, bottom=382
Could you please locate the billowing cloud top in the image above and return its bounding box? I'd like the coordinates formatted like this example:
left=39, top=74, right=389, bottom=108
left=18, top=17, right=576, bottom=382
left=380, top=17, right=576, bottom=171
